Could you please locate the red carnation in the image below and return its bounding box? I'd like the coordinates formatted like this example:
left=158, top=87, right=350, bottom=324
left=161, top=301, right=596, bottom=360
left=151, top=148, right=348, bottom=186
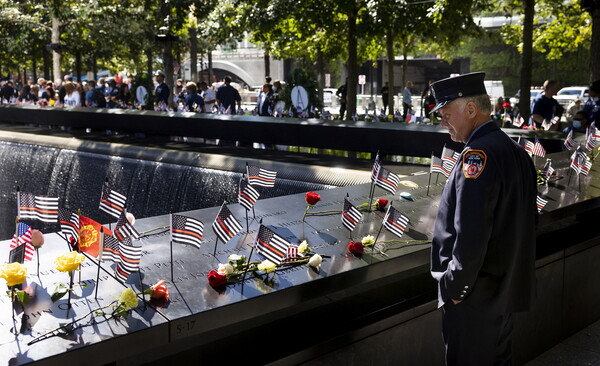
left=347, top=241, right=364, bottom=254
left=150, top=280, right=169, bottom=301
left=305, top=191, right=321, bottom=206
left=375, top=199, right=388, bottom=211
left=207, top=270, right=228, bottom=287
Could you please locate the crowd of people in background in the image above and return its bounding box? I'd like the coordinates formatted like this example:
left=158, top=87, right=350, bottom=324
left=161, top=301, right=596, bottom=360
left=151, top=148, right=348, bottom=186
left=1, top=72, right=599, bottom=130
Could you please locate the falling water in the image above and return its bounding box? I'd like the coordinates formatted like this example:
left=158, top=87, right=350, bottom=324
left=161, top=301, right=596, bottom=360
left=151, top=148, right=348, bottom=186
left=0, top=141, right=335, bottom=240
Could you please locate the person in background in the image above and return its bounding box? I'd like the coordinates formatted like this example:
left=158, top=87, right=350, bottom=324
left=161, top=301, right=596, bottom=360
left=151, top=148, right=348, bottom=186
left=563, top=110, right=588, bottom=134
left=154, top=70, right=170, bottom=106
left=184, top=82, right=205, bottom=113
left=565, top=98, right=583, bottom=123
left=381, top=82, right=389, bottom=115
left=216, top=76, right=241, bottom=114
left=85, top=80, right=96, bottom=107
left=582, top=80, right=600, bottom=126
left=256, top=83, right=273, bottom=116
left=18, top=84, right=36, bottom=103
left=105, top=78, right=120, bottom=109
left=430, top=72, right=537, bottom=366
left=199, top=81, right=216, bottom=113
left=529, top=79, right=562, bottom=130
left=336, top=78, right=348, bottom=120
left=63, top=81, right=81, bottom=107
left=402, top=80, right=414, bottom=122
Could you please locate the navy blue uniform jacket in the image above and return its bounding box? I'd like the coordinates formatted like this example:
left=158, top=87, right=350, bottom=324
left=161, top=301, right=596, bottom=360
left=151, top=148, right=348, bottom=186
left=431, top=122, right=537, bottom=314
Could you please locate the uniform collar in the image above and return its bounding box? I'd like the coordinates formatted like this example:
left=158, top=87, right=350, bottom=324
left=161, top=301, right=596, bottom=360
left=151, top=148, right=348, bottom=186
left=465, top=120, right=497, bottom=145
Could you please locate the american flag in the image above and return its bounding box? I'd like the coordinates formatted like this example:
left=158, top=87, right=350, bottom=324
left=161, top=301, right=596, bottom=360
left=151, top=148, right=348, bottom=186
left=10, top=222, right=34, bottom=261
left=171, top=214, right=204, bottom=248
left=585, top=124, right=599, bottom=152
left=114, top=238, right=142, bottom=283
left=255, top=225, right=290, bottom=265
left=114, top=210, right=140, bottom=242
left=513, top=115, right=524, bottom=128
left=18, top=192, right=59, bottom=223
left=430, top=154, right=452, bottom=178
left=212, top=204, right=242, bottom=243
left=564, top=130, right=576, bottom=151
left=99, top=182, right=126, bottom=218
left=533, top=137, right=546, bottom=157
left=570, top=151, right=592, bottom=176
left=59, top=208, right=79, bottom=243
left=536, top=195, right=548, bottom=213
left=518, top=137, right=534, bottom=157
left=371, top=152, right=381, bottom=181
left=373, top=165, right=400, bottom=195
left=383, top=205, right=410, bottom=239
left=238, top=176, right=260, bottom=210
left=286, top=244, right=299, bottom=259
left=541, top=160, right=555, bottom=179
left=341, top=197, right=363, bottom=232
left=441, top=146, right=461, bottom=172
left=246, top=164, right=277, bottom=188
left=101, top=231, right=121, bottom=263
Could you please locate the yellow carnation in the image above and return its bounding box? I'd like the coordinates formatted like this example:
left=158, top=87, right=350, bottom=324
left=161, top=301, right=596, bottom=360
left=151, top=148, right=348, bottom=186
left=55, top=251, right=85, bottom=272
left=361, top=235, right=375, bottom=246
left=257, top=260, right=277, bottom=273
left=0, top=262, right=27, bottom=287
left=119, top=288, right=139, bottom=308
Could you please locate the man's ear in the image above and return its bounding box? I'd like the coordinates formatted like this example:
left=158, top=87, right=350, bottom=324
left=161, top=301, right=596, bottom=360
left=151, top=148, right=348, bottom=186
left=467, top=101, right=477, bottom=118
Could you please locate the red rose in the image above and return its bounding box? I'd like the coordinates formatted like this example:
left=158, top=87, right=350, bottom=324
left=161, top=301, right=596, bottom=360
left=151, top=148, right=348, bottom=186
left=375, top=199, right=388, bottom=211
left=305, top=191, right=321, bottom=206
left=150, top=280, right=169, bottom=301
left=207, top=270, right=228, bottom=287
left=428, top=104, right=436, bottom=109
left=347, top=241, right=364, bottom=254
left=502, top=102, right=511, bottom=108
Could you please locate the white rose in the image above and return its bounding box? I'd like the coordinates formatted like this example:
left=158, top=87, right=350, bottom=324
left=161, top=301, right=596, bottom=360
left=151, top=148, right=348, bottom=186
left=361, top=235, right=375, bottom=245
left=217, top=263, right=234, bottom=275
left=307, top=254, right=322, bottom=268
left=228, top=254, right=242, bottom=262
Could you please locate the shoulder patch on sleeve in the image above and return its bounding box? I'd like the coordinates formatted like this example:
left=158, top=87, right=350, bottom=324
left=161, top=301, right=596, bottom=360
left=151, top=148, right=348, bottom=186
left=462, top=149, right=487, bottom=179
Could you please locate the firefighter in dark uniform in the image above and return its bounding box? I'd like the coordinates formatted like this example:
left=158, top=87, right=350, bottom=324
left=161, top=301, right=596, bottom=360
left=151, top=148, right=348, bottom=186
left=429, top=72, right=538, bottom=366
left=154, top=70, right=170, bottom=106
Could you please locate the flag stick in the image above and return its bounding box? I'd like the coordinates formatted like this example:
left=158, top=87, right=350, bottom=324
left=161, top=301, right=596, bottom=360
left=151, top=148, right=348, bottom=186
left=170, top=240, right=174, bottom=282
left=213, top=237, right=219, bottom=257
left=67, top=271, right=74, bottom=310
left=245, top=209, right=249, bottom=233
left=138, top=269, right=146, bottom=309
left=242, top=241, right=256, bottom=284
left=95, top=230, right=104, bottom=300
left=252, top=206, right=256, bottom=219
left=427, top=172, right=433, bottom=196
left=36, top=248, right=40, bottom=277
left=436, top=173, right=440, bottom=185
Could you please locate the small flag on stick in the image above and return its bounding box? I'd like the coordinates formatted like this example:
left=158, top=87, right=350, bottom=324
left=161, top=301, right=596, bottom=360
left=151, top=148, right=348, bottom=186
left=382, top=205, right=410, bottom=239
left=212, top=204, right=242, bottom=244
left=341, top=197, right=363, bottom=232
left=99, top=182, right=126, bottom=218
left=255, top=225, right=291, bottom=265
left=246, top=164, right=277, bottom=188
left=238, top=176, right=260, bottom=210
left=18, top=192, right=59, bottom=223
left=171, top=214, right=204, bottom=248
left=11, top=222, right=34, bottom=261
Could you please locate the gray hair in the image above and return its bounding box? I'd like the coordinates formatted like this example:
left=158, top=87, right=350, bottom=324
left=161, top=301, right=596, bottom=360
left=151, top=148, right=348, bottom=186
left=461, top=94, right=492, bottom=115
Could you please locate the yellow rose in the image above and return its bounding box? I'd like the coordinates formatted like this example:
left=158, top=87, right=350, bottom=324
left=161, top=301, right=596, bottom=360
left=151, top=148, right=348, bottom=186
left=257, top=260, right=277, bottom=273
left=119, top=288, right=139, bottom=308
left=54, top=251, right=85, bottom=272
left=0, top=262, right=27, bottom=286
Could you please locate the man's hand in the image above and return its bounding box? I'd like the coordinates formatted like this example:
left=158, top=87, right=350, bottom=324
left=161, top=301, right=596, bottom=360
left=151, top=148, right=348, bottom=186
left=452, top=299, right=462, bottom=305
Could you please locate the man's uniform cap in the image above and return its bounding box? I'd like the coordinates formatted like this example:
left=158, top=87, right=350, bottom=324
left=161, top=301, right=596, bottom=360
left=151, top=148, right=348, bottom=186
left=430, top=72, right=487, bottom=113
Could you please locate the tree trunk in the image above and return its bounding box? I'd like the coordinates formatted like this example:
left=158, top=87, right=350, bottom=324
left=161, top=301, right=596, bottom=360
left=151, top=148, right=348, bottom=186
left=75, top=50, right=82, bottom=82
left=264, top=48, right=271, bottom=79
left=43, top=46, right=51, bottom=80
left=386, top=29, right=395, bottom=114
left=92, top=55, right=98, bottom=80
left=51, top=16, right=61, bottom=84
left=402, top=43, right=408, bottom=91
left=208, top=50, right=213, bottom=85
left=317, top=50, right=324, bottom=107
left=163, top=39, right=175, bottom=106
left=146, top=49, right=153, bottom=77
left=346, top=6, right=358, bottom=120
left=519, top=0, right=534, bottom=123
left=591, top=5, right=600, bottom=82
left=190, top=27, right=198, bottom=82
left=32, top=57, right=37, bottom=82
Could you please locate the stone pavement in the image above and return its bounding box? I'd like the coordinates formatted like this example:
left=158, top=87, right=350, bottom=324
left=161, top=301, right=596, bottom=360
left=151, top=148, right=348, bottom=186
left=525, top=319, right=600, bottom=365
